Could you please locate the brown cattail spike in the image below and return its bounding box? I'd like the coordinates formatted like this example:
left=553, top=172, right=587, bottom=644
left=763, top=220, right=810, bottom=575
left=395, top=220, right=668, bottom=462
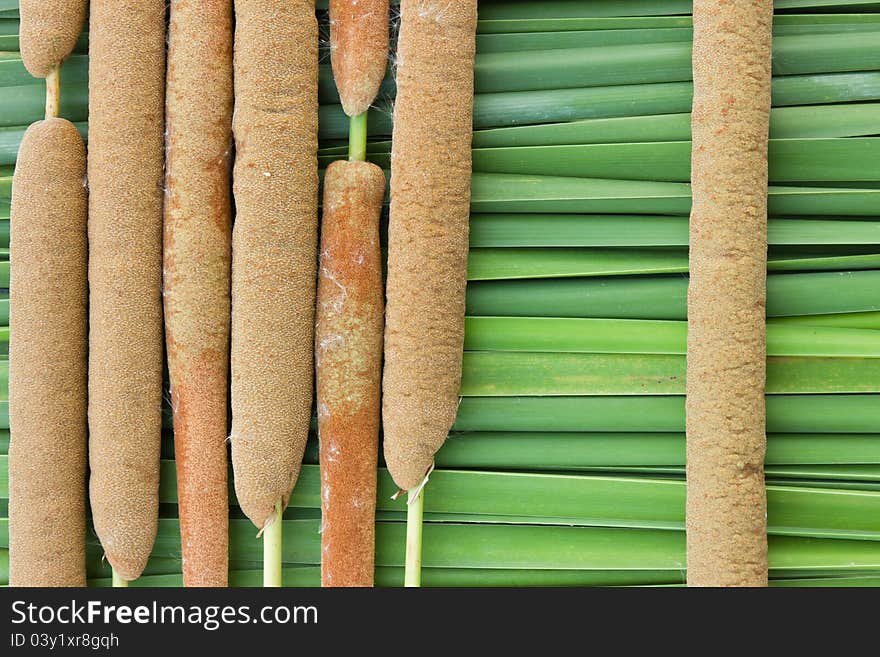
left=383, top=0, right=478, bottom=491
left=87, top=1, right=167, bottom=582
left=19, top=0, right=87, bottom=78
left=9, top=118, right=88, bottom=587
left=317, top=160, right=385, bottom=587
left=230, top=0, right=319, bottom=529
left=164, top=0, right=234, bottom=588
left=330, top=0, right=390, bottom=117
left=686, top=0, right=773, bottom=587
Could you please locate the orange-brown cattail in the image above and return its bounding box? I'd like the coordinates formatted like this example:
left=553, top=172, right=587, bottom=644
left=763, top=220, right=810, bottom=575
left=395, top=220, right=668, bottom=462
left=317, top=160, right=385, bottom=587
left=164, top=0, right=233, bottom=587
left=330, top=0, right=389, bottom=116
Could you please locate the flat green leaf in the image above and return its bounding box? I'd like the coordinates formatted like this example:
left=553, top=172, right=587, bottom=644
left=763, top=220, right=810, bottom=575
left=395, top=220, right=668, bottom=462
left=471, top=104, right=880, bottom=149
left=459, top=352, right=880, bottom=395
left=467, top=247, right=880, bottom=280
left=469, top=173, right=880, bottom=216
left=773, top=311, right=880, bottom=329
left=471, top=138, right=880, bottom=183
left=465, top=316, right=880, bottom=359
left=453, top=395, right=880, bottom=433
left=468, top=214, right=880, bottom=248
left=467, top=270, right=880, bottom=320
left=436, top=432, right=880, bottom=468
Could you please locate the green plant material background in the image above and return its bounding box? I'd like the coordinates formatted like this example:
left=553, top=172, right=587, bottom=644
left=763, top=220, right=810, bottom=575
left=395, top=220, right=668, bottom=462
left=2, top=0, right=880, bottom=587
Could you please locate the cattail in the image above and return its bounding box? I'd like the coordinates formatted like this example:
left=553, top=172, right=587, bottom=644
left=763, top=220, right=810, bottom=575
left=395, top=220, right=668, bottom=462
left=686, top=0, right=773, bottom=587
left=87, top=1, right=166, bottom=582
left=329, top=0, right=389, bottom=117
left=19, top=0, right=87, bottom=78
left=383, top=0, right=477, bottom=491
left=9, top=118, right=87, bottom=586
left=230, top=0, right=319, bottom=533
left=316, top=160, right=385, bottom=587
left=164, top=0, right=233, bottom=587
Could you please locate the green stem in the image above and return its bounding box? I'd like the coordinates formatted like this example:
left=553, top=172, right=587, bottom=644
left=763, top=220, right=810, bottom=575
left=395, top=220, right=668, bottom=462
left=404, top=487, right=425, bottom=587
left=263, top=499, right=283, bottom=587
left=111, top=569, right=128, bottom=588
left=348, top=111, right=368, bottom=162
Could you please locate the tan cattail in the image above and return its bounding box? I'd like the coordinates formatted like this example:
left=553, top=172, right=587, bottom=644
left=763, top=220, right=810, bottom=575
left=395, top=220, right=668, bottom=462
left=164, top=0, right=233, bottom=588
left=9, top=119, right=87, bottom=587
left=230, top=0, right=319, bottom=529
left=19, top=0, right=87, bottom=78
left=87, top=1, right=166, bottom=582
left=686, top=0, right=773, bottom=587
left=317, top=160, right=385, bottom=587
left=383, top=0, right=477, bottom=491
